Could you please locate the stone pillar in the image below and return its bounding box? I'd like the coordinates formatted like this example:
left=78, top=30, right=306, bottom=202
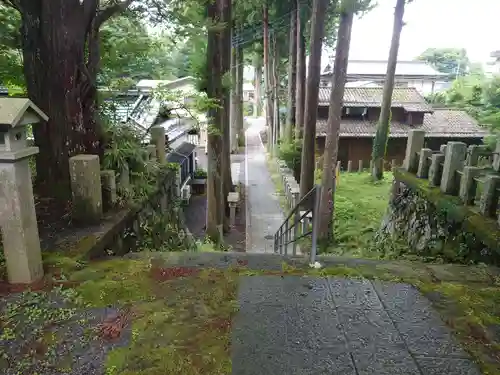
left=369, top=159, right=374, bottom=172
left=428, top=153, right=445, bottom=187
left=151, top=126, right=166, bottom=163
left=228, top=192, right=239, bottom=227
left=417, top=148, right=432, bottom=178
left=0, top=148, right=43, bottom=284
left=391, top=159, right=397, bottom=170
left=69, top=155, right=103, bottom=224
left=492, top=139, right=500, bottom=172
left=465, top=145, right=481, bottom=167
left=146, top=145, right=157, bottom=162
left=403, top=129, right=425, bottom=172
left=100, top=170, right=117, bottom=210
left=347, top=160, right=352, bottom=172
left=479, top=175, right=500, bottom=217
left=358, top=160, right=363, bottom=172
left=459, top=166, right=480, bottom=205
left=440, top=142, right=467, bottom=194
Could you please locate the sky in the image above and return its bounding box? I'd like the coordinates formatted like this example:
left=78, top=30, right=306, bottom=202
left=343, top=0, right=500, bottom=64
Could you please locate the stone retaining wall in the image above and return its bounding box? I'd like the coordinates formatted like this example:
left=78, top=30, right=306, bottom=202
left=375, top=168, right=500, bottom=265
left=44, top=167, right=196, bottom=261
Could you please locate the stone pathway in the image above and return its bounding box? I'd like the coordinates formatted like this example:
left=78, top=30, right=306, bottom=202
left=232, top=275, right=481, bottom=375
left=245, top=118, right=285, bottom=253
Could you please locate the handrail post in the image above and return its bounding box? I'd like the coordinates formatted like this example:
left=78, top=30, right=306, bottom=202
left=284, top=221, right=289, bottom=255
left=292, top=211, right=299, bottom=256
left=310, top=185, right=322, bottom=265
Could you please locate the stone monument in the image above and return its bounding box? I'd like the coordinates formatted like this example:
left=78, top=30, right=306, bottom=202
left=0, top=98, right=47, bottom=284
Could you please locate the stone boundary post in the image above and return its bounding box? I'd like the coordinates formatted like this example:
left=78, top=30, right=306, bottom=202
left=403, top=129, right=425, bottom=173
left=440, top=142, right=467, bottom=194
left=69, top=154, right=103, bottom=224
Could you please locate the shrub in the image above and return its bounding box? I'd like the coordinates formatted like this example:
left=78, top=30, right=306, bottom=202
left=194, top=169, right=208, bottom=179
left=278, top=139, right=302, bottom=180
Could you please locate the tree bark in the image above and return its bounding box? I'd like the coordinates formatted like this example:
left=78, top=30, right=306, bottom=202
left=230, top=40, right=238, bottom=153
left=263, top=4, right=274, bottom=148
left=236, top=46, right=245, bottom=145
left=272, top=32, right=280, bottom=147
left=299, top=0, right=330, bottom=200
left=253, top=56, right=263, bottom=117
left=371, top=0, right=406, bottom=181
left=294, top=0, right=306, bottom=139
left=19, top=0, right=106, bottom=199
left=285, top=0, right=297, bottom=143
left=220, top=0, right=232, bottom=232
left=318, top=5, right=354, bottom=242
left=206, top=0, right=225, bottom=243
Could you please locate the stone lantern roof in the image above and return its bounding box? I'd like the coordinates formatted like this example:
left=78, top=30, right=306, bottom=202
left=0, top=98, right=48, bottom=130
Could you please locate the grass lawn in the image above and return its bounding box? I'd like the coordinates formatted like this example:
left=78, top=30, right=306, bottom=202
left=330, top=171, right=392, bottom=256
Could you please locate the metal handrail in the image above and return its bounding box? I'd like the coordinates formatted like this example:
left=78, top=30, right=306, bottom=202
left=273, top=184, right=322, bottom=265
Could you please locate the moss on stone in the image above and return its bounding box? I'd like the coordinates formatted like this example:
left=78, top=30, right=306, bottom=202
left=73, top=259, right=155, bottom=307
left=393, top=168, right=500, bottom=258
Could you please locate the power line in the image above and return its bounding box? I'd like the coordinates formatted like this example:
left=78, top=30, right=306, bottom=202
left=231, top=1, right=311, bottom=47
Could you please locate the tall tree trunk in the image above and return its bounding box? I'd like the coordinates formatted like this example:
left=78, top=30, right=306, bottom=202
left=371, top=0, right=406, bottom=181
left=318, top=5, right=354, bottom=242
left=221, top=0, right=232, bottom=232
left=299, top=0, right=330, bottom=200
left=236, top=46, right=245, bottom=145
left=285, top=0, right=297, bottom=143
left=294, top=0, right=306, bottom=139
left=19, top=0, right=115, bottom=199
left=253, top=56, right=263, bottom=117
left=263, top=4, right=274, bottom=148
left=272, top=32, right=280, bottom=147
left=206, top=0, right=225, bottom=243
left=230, top=39, right=238, bottom=153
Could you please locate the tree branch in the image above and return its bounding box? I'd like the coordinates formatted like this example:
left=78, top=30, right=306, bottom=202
left=95, top=0, right=134, bottom=28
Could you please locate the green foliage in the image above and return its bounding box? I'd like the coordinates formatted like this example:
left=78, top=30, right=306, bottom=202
left=194, top=168, right=208, bottom=178
left=0, top=4, right=23, bottom=87
left=100, top=103, right=160, bottom=204
left=278, top=139, right=302, bottom=172
left=427, top=73, right=500, bottom=136
left=99, top=15, right=177, bottom=88
left=417, top=47, right=470, bottom=77
left=322, top=172, right=392, bottom=256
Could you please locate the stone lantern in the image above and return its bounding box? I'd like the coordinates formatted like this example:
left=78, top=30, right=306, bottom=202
left=0, top=98, right=47, bottom=284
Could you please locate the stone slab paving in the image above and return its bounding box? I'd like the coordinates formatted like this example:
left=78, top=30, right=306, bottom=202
left=232, top=275, right=482, bottom=375
left=244, top=118, right=285, bottom=253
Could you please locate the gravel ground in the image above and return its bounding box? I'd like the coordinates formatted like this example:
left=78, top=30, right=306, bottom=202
left=1, top=291, right=131, bottom=375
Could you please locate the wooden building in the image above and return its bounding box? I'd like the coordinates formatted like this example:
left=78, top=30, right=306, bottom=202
left=314, top=87, right=488, bottom=170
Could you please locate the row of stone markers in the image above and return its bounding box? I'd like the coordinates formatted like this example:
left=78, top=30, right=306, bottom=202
left=317, top=158, right=398, bottom=173
left=69, top=125, right=167, bottom=224
left=274, top=159, right=311, bottom=235
left=0, top=97, right=169, bottom=285
left=403, top=129, right=500, bottom=225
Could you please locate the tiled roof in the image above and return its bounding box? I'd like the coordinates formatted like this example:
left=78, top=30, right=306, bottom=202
left=316, top=109, right=488, bottom=139
left=322, top=60, right=446, bottom=77
left=318, top=87, right=433, bottom=112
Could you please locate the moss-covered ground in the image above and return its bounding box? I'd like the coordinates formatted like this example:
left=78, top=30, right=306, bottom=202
left=1, top=252, right=500, bottom=374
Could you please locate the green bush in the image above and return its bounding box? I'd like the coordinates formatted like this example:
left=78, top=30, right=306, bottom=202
left=194, top=169, right=208, bottom=179
left=278, top=140, right=302, bottom=180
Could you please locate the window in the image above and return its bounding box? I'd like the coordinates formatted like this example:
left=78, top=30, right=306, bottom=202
left=343, top=107, right=367, bottom=119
